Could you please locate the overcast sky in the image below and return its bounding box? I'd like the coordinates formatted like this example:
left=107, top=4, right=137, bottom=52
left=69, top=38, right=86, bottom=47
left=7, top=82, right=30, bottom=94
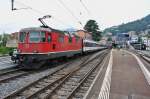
left=0, top=0, right=149, bottom=34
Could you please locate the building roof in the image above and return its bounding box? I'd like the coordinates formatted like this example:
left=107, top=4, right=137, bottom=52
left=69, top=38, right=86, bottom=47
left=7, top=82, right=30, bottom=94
left=76, top=30, right=92, bottom=34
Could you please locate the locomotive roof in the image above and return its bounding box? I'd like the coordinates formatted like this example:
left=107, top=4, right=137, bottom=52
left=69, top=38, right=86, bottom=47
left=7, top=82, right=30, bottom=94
left=19, top=27, right=81, bottom=38
left=20, top=27, right=67, bottom=34
left=20, top=27, right=51, bottom=32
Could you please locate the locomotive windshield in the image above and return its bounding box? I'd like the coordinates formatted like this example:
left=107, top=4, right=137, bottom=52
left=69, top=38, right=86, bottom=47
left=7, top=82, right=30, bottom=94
left=29, top=31, right=40, bottom=42
left=29, top=31, right=46, bottom=43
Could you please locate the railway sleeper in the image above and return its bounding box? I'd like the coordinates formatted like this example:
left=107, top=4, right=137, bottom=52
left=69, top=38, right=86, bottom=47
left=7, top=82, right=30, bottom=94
left=57, top=90, right=70, bottom=96
left=61, top=85, right=75, bottom=90
left=76, top=89, right=87, bottom=94
left=68, top=78, right=80, bottom=82
left=64, top=82, right=78, bottom=86
left=82, top=82, right=91, bottom=87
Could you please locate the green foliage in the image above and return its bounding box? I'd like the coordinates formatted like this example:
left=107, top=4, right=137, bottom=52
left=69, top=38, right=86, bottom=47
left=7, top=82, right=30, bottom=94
left=84, top=20, right=101, bottom=41
left=0, top=47, right=15, bottom=55
left=84, top=20, right=99, bottom=32
left=0, top=33, right=10, bottom=47
left=104, top=14, right=150, bottom=35
left=2, top=34, right=9, bottom=46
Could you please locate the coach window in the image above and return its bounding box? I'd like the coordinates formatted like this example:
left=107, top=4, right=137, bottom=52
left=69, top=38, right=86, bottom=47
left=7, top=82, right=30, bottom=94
left=84, top=42, right=89, bottom=47
left=29, top=31, right=40, bottom=42
left=19, top=32, right=26, bottom=42
left=40, top=32, right=46, bottom=42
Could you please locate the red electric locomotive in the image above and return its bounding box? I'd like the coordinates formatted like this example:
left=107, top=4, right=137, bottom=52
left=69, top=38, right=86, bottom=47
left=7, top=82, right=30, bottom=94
left=16, top=27, right=83, bottom=69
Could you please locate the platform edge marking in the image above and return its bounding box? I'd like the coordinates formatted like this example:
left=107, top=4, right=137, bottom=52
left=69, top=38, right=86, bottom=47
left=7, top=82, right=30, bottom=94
left=83, top=51, right=109, bottom=99
left=98, top=49, right=113, bottom=99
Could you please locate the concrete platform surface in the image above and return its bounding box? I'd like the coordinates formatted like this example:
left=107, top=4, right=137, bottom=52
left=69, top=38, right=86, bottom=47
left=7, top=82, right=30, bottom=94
left=110, top=49, right=150, bottom=99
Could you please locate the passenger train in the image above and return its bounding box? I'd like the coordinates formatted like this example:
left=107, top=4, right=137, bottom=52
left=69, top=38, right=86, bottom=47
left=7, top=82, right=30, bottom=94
left=11, top=26, right=106, bottom=69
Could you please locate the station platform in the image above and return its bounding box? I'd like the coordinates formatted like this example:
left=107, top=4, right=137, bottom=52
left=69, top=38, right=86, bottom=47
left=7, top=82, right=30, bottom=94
left=110, top=49, right=150, bottom=99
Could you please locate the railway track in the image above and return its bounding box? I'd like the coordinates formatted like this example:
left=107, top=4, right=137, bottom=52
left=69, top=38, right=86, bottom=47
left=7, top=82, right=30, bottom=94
left=0, top=68, right=28, bottom=83
left=129, top=49, right=150, bottom=63
left=0, top=67, right=20, bottom=76
left=0, top=54, right=86, bottom=84
left=4, top=50, right=108, bottom=99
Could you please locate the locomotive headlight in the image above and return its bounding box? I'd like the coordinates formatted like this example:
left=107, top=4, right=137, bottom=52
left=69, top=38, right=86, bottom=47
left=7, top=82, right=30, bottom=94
left=18, top=49, right=21, bottom=53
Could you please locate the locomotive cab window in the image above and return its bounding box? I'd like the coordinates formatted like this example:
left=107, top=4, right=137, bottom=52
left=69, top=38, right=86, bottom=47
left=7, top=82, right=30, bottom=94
left=29, top=31, right=40, bottom=42
left=19, top=32, right=26, bottom=42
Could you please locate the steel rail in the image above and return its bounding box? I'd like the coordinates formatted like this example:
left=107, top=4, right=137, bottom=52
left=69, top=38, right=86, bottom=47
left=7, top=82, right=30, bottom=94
left=44, top=52, right=107, bottom=99
left=66, top=53, right=106, bottom=99
left=0, top=71, right=29, bottom=83
left=25, top=54, right=97, bottom=98
left=0, top=68, right=21, bottom=77
left=25, top=52, right=106, bottom=99
left=26, top=66, right=81, bottom=99
left=3, top=52, right=92, bottom=99
left=3, top=62, right=72, bottom=99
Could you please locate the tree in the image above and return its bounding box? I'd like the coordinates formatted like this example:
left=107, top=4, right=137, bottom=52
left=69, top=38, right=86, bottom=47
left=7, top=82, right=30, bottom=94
left=1, top=33, right=9, bottom=47
left=84, top=20, right=101, bottom=41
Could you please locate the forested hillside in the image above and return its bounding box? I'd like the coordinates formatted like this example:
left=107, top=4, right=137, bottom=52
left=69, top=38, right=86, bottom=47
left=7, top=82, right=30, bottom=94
left=104, top=14, right=150, bottom=35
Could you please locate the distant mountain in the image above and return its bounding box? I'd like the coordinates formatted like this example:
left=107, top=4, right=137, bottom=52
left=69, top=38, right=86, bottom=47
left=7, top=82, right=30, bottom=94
left=64, top=28, right=77, bottom=32
left=104, top=14, right=150, bottom=35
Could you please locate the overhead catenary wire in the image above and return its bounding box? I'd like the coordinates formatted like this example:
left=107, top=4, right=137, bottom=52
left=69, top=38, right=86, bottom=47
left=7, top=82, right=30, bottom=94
left=57, top=0, right=84, bottom=28
left=15, top=0, right=45, bottom=15
left=80, top=0, right=91, bottom=15
left=12, top=0, right=71, bottom=28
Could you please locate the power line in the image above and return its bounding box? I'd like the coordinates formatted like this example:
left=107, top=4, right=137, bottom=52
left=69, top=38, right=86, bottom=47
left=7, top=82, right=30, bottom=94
left=15, top=0, right=44, bottom=15
left=80, top=0, right=91, bottom=15
left=57, top=0, right=84, bottom=28
left=11, top=0, right=71, bottom=28
left=11, top=0, right=31, bottom=11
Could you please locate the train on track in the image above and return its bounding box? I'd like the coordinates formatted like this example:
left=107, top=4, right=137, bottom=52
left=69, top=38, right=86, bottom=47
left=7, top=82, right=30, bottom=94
left=10, top=16, right=107, bottom=69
